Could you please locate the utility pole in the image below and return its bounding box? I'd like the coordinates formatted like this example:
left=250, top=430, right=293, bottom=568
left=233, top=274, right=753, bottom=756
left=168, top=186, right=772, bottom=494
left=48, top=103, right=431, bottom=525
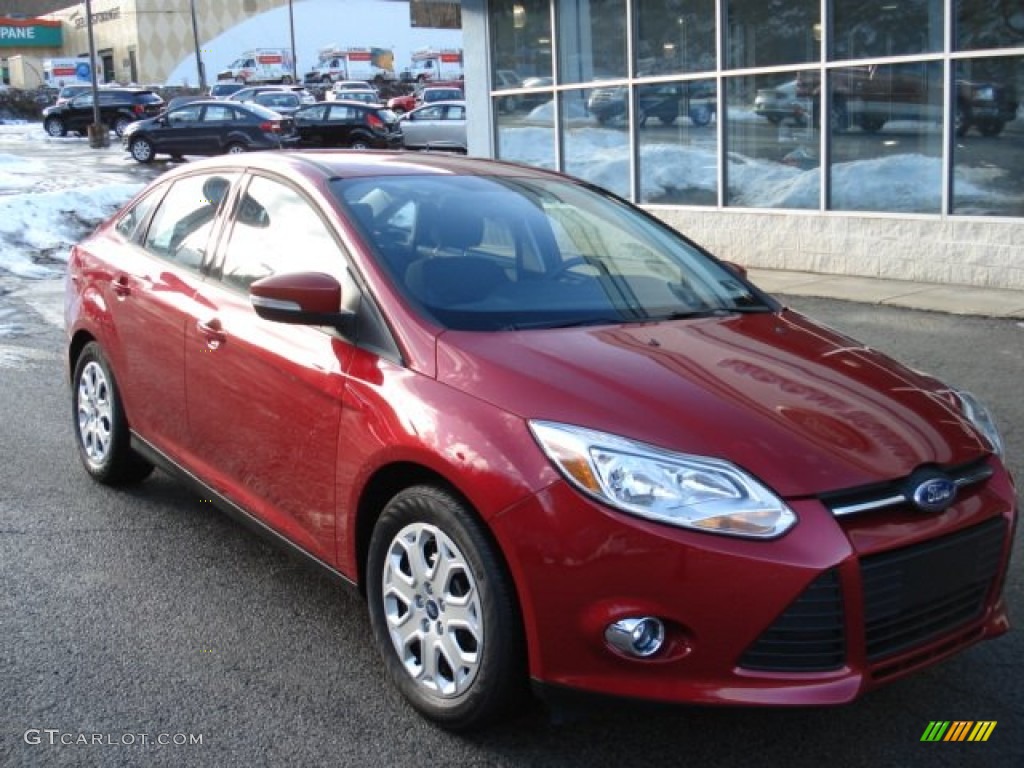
left=189, top=0, right=206, bottom=89
left=288, top=0, right=298, bottom=83
left=84, top=0, right=107, bottom=148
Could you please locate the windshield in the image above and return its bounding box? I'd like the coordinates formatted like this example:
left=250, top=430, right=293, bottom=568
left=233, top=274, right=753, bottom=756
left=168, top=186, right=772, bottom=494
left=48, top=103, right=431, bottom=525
left=333, top=174, right=773, bottom=331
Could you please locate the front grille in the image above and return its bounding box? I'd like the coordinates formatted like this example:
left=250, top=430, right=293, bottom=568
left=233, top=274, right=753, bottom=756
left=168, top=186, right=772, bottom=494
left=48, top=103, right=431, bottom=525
left=861, top=517, right=1007, bottom=661
left=739, top=569, right=846, bottom=672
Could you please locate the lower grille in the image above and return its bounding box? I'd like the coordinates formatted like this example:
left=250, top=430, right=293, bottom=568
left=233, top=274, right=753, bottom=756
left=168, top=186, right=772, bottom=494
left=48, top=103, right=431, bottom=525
left=739, top=569, right=845, bottom=672
left=861, top=517, right=1007, bottom=661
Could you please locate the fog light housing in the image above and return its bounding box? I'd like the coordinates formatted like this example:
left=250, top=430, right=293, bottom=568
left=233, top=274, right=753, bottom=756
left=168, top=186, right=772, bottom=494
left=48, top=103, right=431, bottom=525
left=605, top=617, right=665, bottom=658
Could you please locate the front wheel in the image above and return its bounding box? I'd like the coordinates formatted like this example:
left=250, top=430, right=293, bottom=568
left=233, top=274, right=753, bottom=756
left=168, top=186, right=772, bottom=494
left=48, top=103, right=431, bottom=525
left=689, top=103, right=712, bottom=126
left=72, top=342, right=153, bottom=485
left=129, top=137, right=155, bottom=163
left=366, top=486, right=526, bottom=731
left=225, top=142, right=246, bottom=155
left=45, top=117, right=67, bottom=137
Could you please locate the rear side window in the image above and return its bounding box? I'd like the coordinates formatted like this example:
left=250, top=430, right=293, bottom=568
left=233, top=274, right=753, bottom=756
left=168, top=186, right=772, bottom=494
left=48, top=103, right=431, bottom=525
left=115, top=189, right=163, bottom=242
left=143, top=173, right=239, bottom=271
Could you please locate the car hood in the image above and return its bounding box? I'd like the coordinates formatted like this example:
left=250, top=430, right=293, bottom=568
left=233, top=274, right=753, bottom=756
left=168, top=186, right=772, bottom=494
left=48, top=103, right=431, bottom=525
left=434, top=309, right=989, bottom=497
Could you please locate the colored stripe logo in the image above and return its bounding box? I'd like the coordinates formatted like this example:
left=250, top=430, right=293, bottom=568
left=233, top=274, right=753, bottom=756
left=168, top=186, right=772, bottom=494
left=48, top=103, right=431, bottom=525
left=921, top=721, right=997, bottom=742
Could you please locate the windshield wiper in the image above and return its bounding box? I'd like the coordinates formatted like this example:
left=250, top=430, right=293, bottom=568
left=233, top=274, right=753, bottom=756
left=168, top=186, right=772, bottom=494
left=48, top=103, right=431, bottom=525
left=503, top=316, right=625, bottom=330
left=659, top=305, right=774, bottom=320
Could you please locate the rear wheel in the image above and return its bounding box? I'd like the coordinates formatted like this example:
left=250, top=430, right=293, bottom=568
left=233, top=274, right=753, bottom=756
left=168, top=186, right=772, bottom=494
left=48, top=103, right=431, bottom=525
left=366, top=486, right=526, bottom=731
left=226, top=142, right=247, bottom=154
left=45, top=117, right=67, bottom=137
left=689, top=103, right=713, bottom=126
left=72, top=342, right=154, bottom=485
left=129, top=137, right=155, bottom=163
left=977, top=119, right=1004, bottom=137
left=349, top=138, right=371, bottom=150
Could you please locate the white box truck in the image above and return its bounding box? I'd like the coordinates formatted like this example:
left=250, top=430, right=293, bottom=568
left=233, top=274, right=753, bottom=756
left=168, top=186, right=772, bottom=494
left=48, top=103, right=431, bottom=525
left=409, top=48, right=463, bottom=82
left=304, top=46, right=396, bottom=84
left=217, top=49, right=296, bottom=84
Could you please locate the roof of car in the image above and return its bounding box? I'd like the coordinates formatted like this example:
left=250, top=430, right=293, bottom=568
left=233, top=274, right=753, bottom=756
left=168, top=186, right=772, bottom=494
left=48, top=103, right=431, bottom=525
left=155, top=150, right=566, bottom=185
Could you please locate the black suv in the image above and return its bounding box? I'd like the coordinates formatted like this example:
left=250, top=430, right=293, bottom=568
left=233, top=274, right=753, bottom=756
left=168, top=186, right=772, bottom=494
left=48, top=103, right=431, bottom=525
left=587, top=81, right=717, bottom=127
left=291, top=100, right=402, bottom=149
left=42, top=88, right=165, bottom=138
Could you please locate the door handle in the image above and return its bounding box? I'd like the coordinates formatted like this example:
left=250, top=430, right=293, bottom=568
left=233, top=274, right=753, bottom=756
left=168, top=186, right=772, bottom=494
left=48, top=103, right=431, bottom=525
left=112, top=275, right=131, bottom=298
left=196, top=317, right=227, bottom=348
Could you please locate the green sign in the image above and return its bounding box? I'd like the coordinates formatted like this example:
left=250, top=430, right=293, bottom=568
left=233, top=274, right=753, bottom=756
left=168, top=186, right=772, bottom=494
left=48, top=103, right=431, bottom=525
left=0, top=18, right=63, bottom=48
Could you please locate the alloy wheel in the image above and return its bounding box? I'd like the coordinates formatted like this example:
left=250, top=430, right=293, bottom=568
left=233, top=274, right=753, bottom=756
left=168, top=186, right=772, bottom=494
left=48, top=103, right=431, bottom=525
left=77, top=361, right=113, bottom=467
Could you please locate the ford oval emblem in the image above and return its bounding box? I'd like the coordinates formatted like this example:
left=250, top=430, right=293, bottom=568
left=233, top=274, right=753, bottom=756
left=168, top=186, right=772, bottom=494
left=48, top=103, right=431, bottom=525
left=912, top=478, right=957, bottom=513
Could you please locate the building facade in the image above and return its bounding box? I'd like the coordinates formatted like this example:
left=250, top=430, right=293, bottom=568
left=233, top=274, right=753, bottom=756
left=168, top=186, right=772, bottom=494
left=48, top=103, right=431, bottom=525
left=463, top=0, right=1024, bottom=290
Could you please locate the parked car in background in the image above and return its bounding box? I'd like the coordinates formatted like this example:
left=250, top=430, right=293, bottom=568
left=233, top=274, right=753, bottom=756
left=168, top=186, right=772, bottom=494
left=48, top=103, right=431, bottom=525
left=65, top=150, right=1015, bottom=732
left=753, top=80, right=807, bottom=125
left=387, top=81, right=462, bottom=114
left=587, top=80, right=716, bottom=126
left=208, top=82, right=246, bottom=99
left=326, top=89, right=381, bottom=104
left=42, top=87, right=164, bottom=137
left=229, top=85, right=316, bottom=106
left=292, top=100, right=401, bottom=149
left=251, top=90, right=303, bottom=116
left=399, top=100, right=466, bottom=152
left=122, top=100, right=296, bottom=163
left=332, top=80, right=378, bottom=95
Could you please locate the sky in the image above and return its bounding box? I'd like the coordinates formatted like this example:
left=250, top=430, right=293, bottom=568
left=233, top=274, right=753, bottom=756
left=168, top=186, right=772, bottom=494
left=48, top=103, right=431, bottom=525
left=166, top=0, right=463, bottom=87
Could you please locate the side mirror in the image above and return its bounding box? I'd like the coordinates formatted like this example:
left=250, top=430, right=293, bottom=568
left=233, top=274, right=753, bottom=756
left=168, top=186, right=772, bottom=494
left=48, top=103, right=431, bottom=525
left=250, top=271, right=353, bottom=328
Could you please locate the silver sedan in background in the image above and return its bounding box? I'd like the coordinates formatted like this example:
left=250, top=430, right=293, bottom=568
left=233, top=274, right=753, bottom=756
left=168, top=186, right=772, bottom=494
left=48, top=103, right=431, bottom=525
left=399, top=100, right=466, bottom=152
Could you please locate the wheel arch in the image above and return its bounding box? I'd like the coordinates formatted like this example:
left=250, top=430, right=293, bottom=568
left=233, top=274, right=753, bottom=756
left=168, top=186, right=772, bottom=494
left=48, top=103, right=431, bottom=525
left=68, top=329, right=97, bottom=383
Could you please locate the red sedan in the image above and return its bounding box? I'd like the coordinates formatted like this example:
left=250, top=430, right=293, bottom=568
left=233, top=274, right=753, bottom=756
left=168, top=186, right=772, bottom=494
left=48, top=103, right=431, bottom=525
left=64, top=151, right=1016, bottom=730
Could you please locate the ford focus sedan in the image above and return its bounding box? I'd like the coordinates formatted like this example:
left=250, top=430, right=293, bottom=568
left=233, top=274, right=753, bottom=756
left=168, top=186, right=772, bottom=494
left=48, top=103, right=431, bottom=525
left=64, top=152, right=1016, bottom=731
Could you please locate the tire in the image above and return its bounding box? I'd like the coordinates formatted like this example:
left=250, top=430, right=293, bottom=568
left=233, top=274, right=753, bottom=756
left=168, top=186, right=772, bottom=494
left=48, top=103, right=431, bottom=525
left=366, top=486, right=526, bottom=731
left=977, top=119, right=1004, bottom=137
left=45, top=117, right=67, bottom=137
left=113, top=116, right=132, bottom=137
left=858, top=116, right=885, bottom=133
left=501, top=95, right=519, bottom=113
left=349, top=138, right=370, bottom=150
left=766, top=115, right=782, bottom=125
left=72, top=342, right=154, bottom=485
left=129, top=137, right=155, bottom=163
left=281, top=75, right=293, bottom=84
left=226, top=142, right=247, bottom=155
left=689, top=104, right=712, bottom=126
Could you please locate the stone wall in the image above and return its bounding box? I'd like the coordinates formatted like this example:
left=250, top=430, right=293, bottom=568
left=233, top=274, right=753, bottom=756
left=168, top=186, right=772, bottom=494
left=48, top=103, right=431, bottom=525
left=652, top=208, right=1024, bottom=291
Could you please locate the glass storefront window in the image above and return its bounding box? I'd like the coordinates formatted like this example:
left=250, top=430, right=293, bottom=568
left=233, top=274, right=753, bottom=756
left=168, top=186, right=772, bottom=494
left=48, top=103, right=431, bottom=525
left=957, top=0, right=1024, bottom=51
left=831, top=0, right=943, bottom=60
left=953, top=55, right=1024, bottom=216
left=561, top=88, right=630, bottom=198
left=556, top=0, right=627, bottom=84
left=634, top=0, right=716, bottom=76
left=495, top=93, right=557, bottom=169
left=725, top=0, right=819, bottom=70
left=829, top=62, right=943, bottom=213
left=637, top=79, right=719, bottom=204
left=724, top=74, right=819, bottom=209
left=489, top=0, right=553, bottom=87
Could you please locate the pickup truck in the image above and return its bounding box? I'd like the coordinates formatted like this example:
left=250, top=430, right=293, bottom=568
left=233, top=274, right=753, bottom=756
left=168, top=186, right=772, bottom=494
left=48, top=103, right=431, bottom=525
left=797, top=65, right=1018, bottom=136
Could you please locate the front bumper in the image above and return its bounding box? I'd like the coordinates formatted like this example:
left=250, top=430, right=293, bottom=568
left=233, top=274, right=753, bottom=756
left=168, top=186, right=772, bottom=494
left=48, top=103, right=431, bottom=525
left=491, top=457, right=1016, bottom=706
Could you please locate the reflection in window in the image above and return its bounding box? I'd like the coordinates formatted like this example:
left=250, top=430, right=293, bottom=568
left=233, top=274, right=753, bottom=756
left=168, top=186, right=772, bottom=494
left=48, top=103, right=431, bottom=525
left=556, top=0, right=627, bottom=84
left=144, top=173, right=238, bottom=269
left=957, top=0, right=1024, bottom=51
left=830, top=62, right=943, bottom=213
left=561, top=89, right=629, bottom=198
left=495, top=93, right=556, bottom=169
left=635, top=0, right=716, bottom=76
left=489, top=0, right=552, bottom=85
left=724, top=75, right=818, bottom=209
left=637, top=80, right=719, bottom=205
left=725, top=0, right=819, bottom=70
left=220, top=177, right=345, bottom=292
left=953, top=55, right=1024, bottom=216
left=832, top=0, right=942, bottom=60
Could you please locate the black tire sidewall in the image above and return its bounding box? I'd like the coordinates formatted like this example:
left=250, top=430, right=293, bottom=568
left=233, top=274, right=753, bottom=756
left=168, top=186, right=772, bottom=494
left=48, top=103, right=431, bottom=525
left=366, top=486, right=524, bottom=730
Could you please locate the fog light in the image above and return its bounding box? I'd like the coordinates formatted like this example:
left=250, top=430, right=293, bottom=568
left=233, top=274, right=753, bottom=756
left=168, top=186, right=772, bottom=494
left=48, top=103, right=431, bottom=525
left=605, top=617, right=665, bottom=658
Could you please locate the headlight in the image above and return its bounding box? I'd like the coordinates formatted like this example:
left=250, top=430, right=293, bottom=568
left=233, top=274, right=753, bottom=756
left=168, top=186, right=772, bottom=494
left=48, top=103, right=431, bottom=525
left=956, top=389, right=1005, bottom=458
left=529, top=421, right=796, bottom=539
